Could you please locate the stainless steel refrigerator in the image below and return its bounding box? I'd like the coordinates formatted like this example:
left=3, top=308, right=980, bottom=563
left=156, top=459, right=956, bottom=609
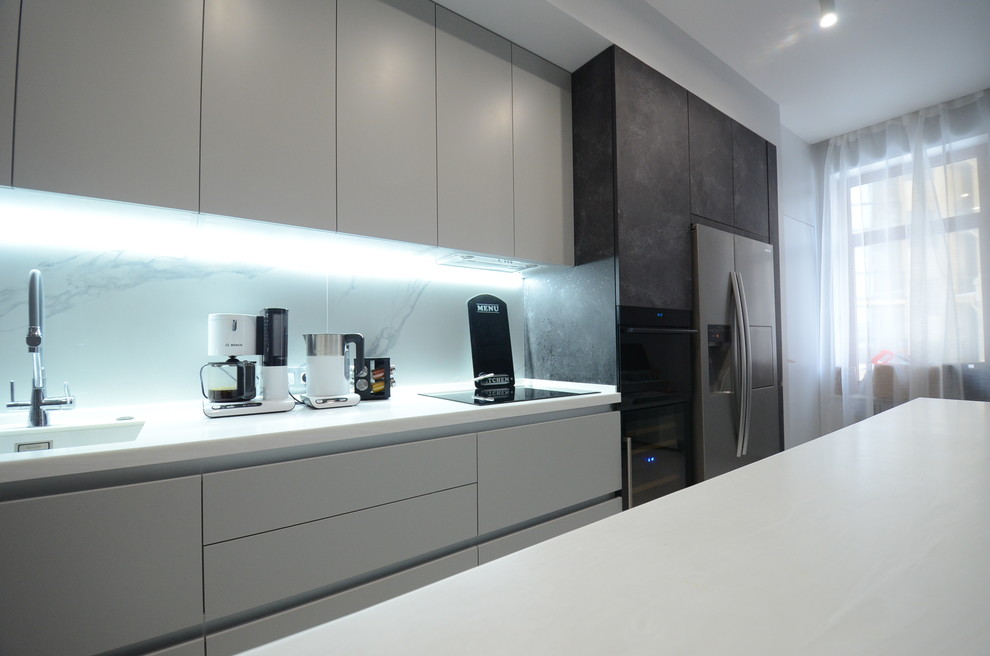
left=692, top=224, right=781, bottom=481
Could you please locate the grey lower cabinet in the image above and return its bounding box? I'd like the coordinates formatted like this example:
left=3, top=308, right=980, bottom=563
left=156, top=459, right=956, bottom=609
left=512, top=45, right=574, bottom=266
left=146, top=640, right=206, bottom=656
left=202, top=433, right=479, bottom=651
left=200, top=0, right=336, bottom=230
left=202, top=432, right=478, bottom=544
left=436, top=6, right=514, bottom=256
left=0, top=477, right=204, bottom=656
left=13, top=0, right=202, bottom=211
left=479, top=497, right=622, bottom=565
left=205, top=547, right=478, bottom=656
left=336, top=0, right=438, bottom=246
left=478, top=412, right=621, bottom=535
left=0, top=0, right=18, bottom=186
left=202, top=411, right=620, bottom=654
left=204, top=484, right=478, bottom=620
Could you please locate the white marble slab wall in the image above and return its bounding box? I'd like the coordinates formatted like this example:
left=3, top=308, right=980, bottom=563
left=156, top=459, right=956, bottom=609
left=0, top=189, right=524, bottom=410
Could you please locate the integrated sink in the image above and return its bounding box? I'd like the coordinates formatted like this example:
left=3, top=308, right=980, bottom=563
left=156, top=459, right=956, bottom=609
left=0, top=415, right=144, bottom=454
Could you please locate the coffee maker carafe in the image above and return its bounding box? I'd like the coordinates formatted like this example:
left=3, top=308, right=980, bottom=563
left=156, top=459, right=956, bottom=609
left=201, top=357, right=256, bottom=402
left=201, top=309, right=295, bottom=418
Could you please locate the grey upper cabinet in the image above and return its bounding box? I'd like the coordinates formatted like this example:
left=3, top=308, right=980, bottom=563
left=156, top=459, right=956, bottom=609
left=436, top=7, right=513, bottom=256
left=688, top=93, right=733, bottom=226
left=201, top=0, right=335, bottom=230
left=337, top=0, right=438, bottom=246
left=0, top=477, right=203, bottom=656
left=512, top=46, right=574, bottom=266
left=0, top=0, right=18, bottom=186
left=13, top=0, right=202, bottom=211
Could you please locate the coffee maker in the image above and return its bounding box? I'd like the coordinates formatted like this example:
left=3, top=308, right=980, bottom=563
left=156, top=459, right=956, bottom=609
left=201, top=309, right=295, bottom=418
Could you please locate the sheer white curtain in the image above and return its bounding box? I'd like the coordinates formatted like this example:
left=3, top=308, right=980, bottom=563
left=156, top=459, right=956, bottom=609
left=820, top=90, right=990, bottom=432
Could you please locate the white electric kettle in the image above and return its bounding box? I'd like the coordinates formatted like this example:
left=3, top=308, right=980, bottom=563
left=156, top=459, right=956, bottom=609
left=301, top=333, right=368, bottom=408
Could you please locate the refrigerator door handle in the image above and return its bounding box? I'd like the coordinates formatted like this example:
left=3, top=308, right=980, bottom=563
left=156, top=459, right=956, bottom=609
left=730, top=272, right=749, bottom=458
left=735, top=272, right=754, bottom=457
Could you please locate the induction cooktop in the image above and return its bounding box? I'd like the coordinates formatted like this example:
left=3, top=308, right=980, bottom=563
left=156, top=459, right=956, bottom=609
left=421, top=386, right=597, bottom=406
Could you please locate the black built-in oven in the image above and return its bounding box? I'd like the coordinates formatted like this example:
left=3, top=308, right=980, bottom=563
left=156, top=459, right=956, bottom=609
left=619, top=306, right=696, bottom=509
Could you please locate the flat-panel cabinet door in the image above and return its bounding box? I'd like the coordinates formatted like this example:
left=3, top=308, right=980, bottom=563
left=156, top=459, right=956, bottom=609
left=204, top=485, right=477, bottom=620
left=512, top=46, right=574, bottom=266
left=14, top=0, right=202, bottom=211
left=337, top=0, right=438, bottom=246
left=688, top=93, right=733, bottom=226
left=436, top=7, right=513, bottom=256
left=0, top=0, right=18, bottom=186
left=732, top=121, right=770, bottom=239
left=201, top=0, right=335, bottom=230
left=478, top=412, right=621, bottom=535
left=0, top=477, right=203, bottom=656
left=614, top=49, right=690, bottom=309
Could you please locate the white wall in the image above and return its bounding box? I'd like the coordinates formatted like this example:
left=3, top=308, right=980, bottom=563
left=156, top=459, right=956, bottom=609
left=549, top=0, right=781, bottom=144
left=778, top=127, right=822, bottom=447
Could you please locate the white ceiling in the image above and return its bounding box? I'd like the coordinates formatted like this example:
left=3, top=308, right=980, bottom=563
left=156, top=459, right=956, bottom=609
left=439, top=0, right=990, bottom=144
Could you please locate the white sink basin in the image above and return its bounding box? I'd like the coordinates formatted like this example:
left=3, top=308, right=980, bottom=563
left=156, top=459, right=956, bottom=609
left=0, top=415, right=144, bottom=454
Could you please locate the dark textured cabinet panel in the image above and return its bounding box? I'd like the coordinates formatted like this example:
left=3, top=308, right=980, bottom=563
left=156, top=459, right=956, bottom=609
left=613, top=49, right=690, bottom=310
left=732, top=121, right=770, bottom=239
left=688, top=93, right=732, bottom=226
left=535, top=48, right=618, bottom=385
left=573, top=49, right=616, bottom=265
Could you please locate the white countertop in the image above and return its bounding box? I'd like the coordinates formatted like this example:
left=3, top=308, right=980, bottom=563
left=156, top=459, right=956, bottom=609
left=0, top=380, right=618, bottom=485
left=240, top=398, right=990, bottom=656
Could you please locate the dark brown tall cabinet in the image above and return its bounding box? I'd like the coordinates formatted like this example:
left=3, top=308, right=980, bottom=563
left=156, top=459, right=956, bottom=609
left=571, top=45, right=784, bottom=460
left=573, top=46, right=779, bottom=313
left=574, top=47, right=691, bottom=310
left=688, top=94, right=775, bottom=241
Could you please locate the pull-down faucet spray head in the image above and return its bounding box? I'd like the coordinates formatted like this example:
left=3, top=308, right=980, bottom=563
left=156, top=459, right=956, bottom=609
left=27, top=269, right=43, bottom=351
left=27, top=269, right=45, bottom=391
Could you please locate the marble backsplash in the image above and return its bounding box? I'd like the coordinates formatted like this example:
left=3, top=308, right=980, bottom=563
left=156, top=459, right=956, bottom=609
left=0, top=188, right=528, bottom=410
left=523, top=257, right=617, bottom=386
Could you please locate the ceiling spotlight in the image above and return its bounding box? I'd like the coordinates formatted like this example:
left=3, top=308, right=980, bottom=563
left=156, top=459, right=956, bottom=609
left=820, top=0, right=838, bottom=27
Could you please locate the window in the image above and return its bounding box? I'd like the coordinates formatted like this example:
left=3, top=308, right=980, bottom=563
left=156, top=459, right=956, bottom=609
left=822, top=91, right=990, bottom=430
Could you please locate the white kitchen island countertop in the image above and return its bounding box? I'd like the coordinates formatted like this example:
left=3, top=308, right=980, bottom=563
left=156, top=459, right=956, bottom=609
left=240, top=398, right=990, bottom=655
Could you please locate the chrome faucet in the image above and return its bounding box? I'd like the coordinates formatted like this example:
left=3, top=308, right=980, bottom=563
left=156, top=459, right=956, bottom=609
left=7, top=269, right=75, bottom=426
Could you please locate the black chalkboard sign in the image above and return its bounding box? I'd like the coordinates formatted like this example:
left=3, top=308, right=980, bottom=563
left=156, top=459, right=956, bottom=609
left=467, top=294, right=515, bottom=389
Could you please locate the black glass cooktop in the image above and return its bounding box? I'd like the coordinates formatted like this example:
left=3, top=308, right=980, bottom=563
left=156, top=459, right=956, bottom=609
left=421, top=386, right=596, bottom=406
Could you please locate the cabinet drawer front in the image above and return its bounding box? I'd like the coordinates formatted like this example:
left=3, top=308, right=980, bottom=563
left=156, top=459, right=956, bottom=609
left=0, top=477, right=203, bottom=656
left=479, top=498, right=621, bottom=565
left=204, top=433, right=476, bottom=543
left=206, top=548, right=477, bottom=656
left=204, top=484, right=478, bottom=620
left=478, top=412, right=620, bottom=535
